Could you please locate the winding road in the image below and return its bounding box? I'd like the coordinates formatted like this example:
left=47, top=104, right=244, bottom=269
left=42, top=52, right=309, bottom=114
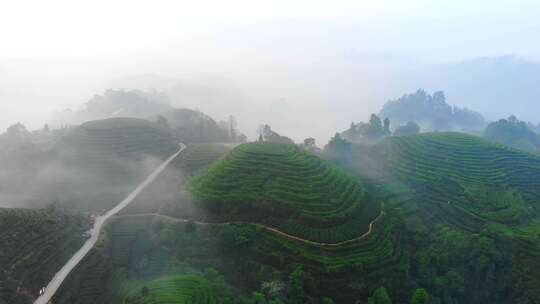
left=33, top=143, right=186, bottom=304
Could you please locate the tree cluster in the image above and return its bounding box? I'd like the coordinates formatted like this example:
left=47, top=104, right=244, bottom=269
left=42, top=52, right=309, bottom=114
left=161, top=109, right=245, bottom=143
left=380, top=89, right=485, bottom=132
left=484, top=115, right=540, bottom=152
left=343, top=114, right=391, bottom=142
left=324, top=133, right=352, bottom=165
left=393, top=121, right=421, bottom=136
left=258, top=124, right=294, bottom=144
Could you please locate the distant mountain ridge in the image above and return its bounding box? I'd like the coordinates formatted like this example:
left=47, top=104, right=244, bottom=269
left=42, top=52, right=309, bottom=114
left=414, top=55, right=540, bottom=123
left=50, top=89, right=172, bottom=127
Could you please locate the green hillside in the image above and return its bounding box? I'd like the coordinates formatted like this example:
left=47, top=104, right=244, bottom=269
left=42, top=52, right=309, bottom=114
left=340, top=132, right=540, bottom=303
left=45, top=117, right=180, bottom=212
left=176, top=143, right=232, bottom=176
left=42, top=133, right=540, bottom=304
left=119, top=143, right=232, bottom=216
left=51, top=215, right=240, bottom=304
left=124, top=275, right=219, bottom=304
left=58, top=117, right=178, bottom=162
left=0, top=208, right=86, bottom=304
left=374, top=132, right=540, bottom=229
left=191, top=142, right=380, bottom=243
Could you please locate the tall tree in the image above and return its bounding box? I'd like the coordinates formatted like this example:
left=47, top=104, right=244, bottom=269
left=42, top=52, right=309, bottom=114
left=384, top=118, right=391, bottom=135
left=366, top=114, right=385, bottom=139
left=324, top=133, right=352, bottom=164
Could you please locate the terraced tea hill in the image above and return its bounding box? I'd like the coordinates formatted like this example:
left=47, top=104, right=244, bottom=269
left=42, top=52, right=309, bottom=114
left=375, top=132, right=540, bottom=230
left=124, top=275, right=219, bottom=304
left=175, top=144, right=231, bottom=175
left=192, top=142, right=380, bottom=243
left=119, top=143, right=230, bottom=216
left=45, top=133, right=540, bottom=304
left=252, top=210, right=400, bottom=272
left=0, top=208, right=86, bottom=303
left=57, top=117, right=178, bottom=163
left=47, top=117, right=180, bottom=212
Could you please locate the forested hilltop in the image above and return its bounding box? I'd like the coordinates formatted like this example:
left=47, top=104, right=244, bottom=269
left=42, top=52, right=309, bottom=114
left=0, top=88, right=246, bottom=210
left=379, top=89, right=486, bottom=132
left=346, top=89, right=540, bottom=154
left=484, top=115, right=540, bottom=153
left=50, top=89, right=245, bottom=143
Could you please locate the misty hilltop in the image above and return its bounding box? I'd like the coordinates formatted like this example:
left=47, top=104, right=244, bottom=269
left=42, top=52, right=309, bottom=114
left=3, top=2, right=540, bottom=304
left=379, top=89, right=485, bottom=132
left=50, top=89, right=172, bottom=126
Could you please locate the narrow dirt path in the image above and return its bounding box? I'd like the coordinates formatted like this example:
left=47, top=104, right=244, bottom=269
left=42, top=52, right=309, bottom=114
left=260, top=210, right=384, bottom=247
left=117, top=205, right=385, bottom=248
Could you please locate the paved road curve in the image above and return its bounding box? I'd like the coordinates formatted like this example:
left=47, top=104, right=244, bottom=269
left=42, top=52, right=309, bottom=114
left=34, top=143, right=186, bottom=304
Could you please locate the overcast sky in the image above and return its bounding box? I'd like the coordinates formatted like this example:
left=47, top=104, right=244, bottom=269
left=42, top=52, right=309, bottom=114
left=1, top=0, right=540, bottom=141
left=2, top=0, right=539, bottom=58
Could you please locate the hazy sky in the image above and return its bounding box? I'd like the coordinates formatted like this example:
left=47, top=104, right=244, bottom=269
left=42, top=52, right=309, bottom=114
left=1, top=0, right=540, bottom=141
left=2, top=0, right=539, bottom=59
